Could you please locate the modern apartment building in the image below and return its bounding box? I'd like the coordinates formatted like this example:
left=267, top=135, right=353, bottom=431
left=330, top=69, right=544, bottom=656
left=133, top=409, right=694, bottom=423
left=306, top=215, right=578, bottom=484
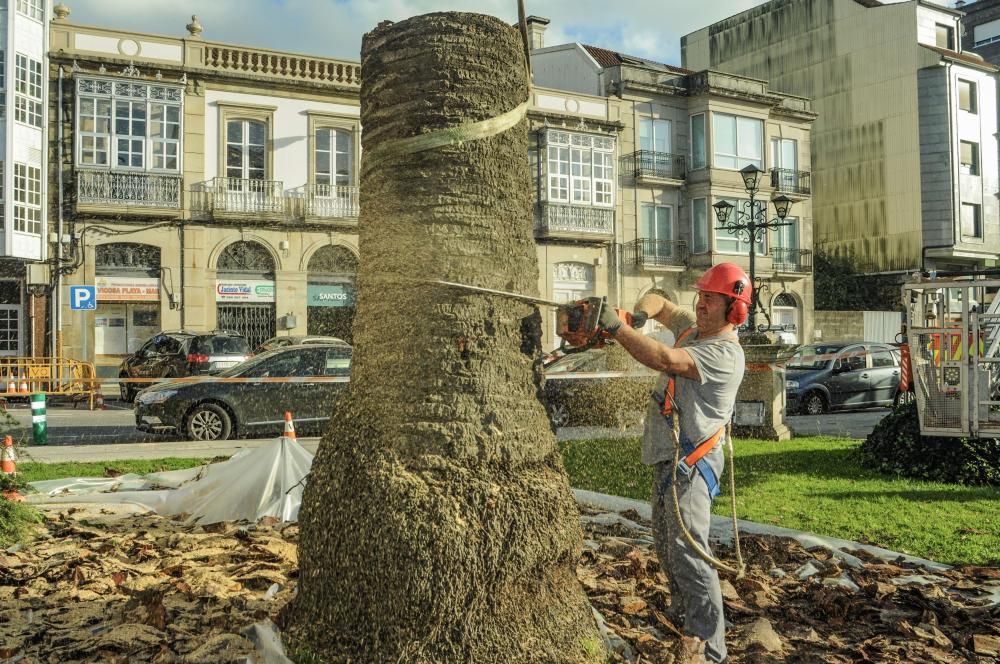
left=48, top=9, right=361, bottom=377
left=683, top=0, right=1000, bottom=276
left=529, top=19, right=817, bottom=343
left=960, top=0, right=1000, bottom=65
left=1, top=0, right=51, bottom=356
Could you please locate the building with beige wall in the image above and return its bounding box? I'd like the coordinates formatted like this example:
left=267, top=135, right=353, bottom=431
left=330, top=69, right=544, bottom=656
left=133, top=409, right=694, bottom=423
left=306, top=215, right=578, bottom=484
left=529, top=22, right=816, bottom=345
left=48, top=9, right=361, bottom=379
left=683, top=0, right=1000, bottom=277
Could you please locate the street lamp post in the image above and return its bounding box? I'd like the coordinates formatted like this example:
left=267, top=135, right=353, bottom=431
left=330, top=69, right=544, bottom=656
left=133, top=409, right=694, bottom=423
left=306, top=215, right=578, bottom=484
left=712, top=164, right=794, bottom=334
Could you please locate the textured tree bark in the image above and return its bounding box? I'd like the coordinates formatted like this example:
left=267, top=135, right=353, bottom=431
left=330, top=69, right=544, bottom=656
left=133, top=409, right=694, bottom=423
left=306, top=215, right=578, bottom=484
left=284, top=12, right=605, bottom=664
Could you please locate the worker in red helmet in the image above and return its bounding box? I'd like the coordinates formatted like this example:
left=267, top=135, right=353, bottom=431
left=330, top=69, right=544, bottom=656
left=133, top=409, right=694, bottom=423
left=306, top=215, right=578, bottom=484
left=599, top=262, right=750, bottom=664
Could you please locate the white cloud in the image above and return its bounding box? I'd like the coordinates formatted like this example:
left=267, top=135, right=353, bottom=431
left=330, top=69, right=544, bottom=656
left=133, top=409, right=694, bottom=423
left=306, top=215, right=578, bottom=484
left=60, top=0, right=768, bottom=65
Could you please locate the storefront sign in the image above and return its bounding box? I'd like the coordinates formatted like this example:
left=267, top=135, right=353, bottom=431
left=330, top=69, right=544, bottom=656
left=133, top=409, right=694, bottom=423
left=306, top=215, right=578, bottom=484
left=307, top=283, right=354, bottom=308
left=216, top=279, right=275, bottom=303
left=96, top=276, right=160, bottom=302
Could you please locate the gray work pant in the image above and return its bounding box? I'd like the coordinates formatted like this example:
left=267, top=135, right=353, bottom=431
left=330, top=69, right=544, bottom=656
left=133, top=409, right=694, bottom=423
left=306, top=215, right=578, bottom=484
left=651, top=445, right=727, bottom=663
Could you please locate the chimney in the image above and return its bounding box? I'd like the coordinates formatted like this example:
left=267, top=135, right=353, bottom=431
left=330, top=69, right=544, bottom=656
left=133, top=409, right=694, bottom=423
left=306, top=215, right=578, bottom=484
left=526, top=16, right=550, bottom=50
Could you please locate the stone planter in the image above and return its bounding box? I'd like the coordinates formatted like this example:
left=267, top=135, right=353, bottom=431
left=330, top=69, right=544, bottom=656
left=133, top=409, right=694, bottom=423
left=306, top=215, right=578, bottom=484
left=734, top=342, right=800, bottom=441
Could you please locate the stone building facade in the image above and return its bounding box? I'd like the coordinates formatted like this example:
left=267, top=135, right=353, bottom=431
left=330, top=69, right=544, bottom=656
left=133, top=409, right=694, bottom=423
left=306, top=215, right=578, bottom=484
left=530, top=26, right=817, bottom=344
left=683, top=0, right=1000, bottom=276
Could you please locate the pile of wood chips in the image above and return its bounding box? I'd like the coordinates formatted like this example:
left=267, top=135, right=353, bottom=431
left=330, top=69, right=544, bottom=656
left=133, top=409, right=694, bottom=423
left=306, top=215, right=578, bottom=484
left=0, top=504, right=997, bottom=663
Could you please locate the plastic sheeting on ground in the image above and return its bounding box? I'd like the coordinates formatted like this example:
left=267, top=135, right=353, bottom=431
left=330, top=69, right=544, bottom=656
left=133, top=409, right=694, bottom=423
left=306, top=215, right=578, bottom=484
left=26, top=437, right=313, bottom=525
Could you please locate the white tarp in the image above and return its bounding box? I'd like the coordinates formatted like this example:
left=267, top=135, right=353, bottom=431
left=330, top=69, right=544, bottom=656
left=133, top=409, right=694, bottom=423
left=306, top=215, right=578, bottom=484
left=26, top=438, right=313, bottom=525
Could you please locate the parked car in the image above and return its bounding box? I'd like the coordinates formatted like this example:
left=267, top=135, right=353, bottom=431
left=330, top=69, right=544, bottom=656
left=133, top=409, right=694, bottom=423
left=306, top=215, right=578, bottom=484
left=134, top=342, right=352, bottom=441
left=119, top=330, right=252, bottom=403
left=254, top=334, right=346, bottom=354
left=785, top=342, right=903, bottom=415
left=541, top=346, right=656, bottom=428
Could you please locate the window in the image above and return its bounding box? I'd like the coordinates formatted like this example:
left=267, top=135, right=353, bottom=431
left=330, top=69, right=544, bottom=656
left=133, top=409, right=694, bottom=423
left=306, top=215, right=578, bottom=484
left=14, top=53, right=42, bottom=128
left=150, top=104, right=180, bottom=170
left=960, top=141, right=980, bottom=176
left=544, top=130, right=614, bottom=207
left=871, top=349, right=896, bottom=368
left=0, top=162, right=4, bottom=231
left=691, top=198, right=708, bottom=254
left=962, top=202, right=982, bottom=239
left=712, top=113, right=762, bottom=170
left=13, top=162, right=41, bottom=235
left=639, top=118, right=670, bottom=154
left=691, top=114, right=706, bottom=170
left=770, top=138, right=797, bottom=171
left=115, top=100, right=146, bottom=168
left=0, top=52, right=5, bottom=111
left=714, top=198, right=766, bottom=255
left=15, top=0, right=42, bottom=20
left=226, top=119, right=267, bottom=180
left=958, top=79, right=978, bottom=114
left=773, top=216, right=799, bottom=250
left=641, top=203, right=673, bottom=239
left=315, top=127, right=353, bottom=187
left=76, top=78, right=183, bottom=171
left=936, top=23, right=954, bottom=50
left=975, top=18, right=1000, bottom=46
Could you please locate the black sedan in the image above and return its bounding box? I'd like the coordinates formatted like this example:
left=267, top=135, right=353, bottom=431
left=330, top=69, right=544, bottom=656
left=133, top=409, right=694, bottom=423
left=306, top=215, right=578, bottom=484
left=542, top=346, right=656, bottom=428
left=134, top=343, right=352, bottom=441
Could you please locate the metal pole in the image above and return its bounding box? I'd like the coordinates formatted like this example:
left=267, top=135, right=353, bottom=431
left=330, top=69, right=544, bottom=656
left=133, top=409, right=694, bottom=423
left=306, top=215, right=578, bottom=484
left=747, top=187, right=757, bottom=332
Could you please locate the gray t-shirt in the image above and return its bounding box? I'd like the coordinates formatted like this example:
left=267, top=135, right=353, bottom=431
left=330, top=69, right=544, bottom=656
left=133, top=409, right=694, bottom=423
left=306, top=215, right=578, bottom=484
left=641, top=308, right=745, bottom=466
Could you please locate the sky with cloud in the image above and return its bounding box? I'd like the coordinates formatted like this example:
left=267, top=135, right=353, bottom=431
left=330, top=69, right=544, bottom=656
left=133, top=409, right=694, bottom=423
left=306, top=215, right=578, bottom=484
left=58, top=0, right=956, bottom=67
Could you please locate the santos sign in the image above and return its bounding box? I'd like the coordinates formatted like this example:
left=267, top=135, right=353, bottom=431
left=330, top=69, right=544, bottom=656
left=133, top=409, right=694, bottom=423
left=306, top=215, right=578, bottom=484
left=307, top=283, right=354, bottom=308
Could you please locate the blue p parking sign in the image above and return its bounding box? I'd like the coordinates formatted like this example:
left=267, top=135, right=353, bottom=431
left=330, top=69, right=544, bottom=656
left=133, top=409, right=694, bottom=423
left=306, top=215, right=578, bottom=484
left=70, top=286, right=96, bottom=310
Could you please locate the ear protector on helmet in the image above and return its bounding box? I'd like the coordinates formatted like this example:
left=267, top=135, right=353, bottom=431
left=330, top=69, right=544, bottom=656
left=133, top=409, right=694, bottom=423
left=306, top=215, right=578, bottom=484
left=726, top=279, right=749, bottom=325
left=727, top=299, right=749, bottom=326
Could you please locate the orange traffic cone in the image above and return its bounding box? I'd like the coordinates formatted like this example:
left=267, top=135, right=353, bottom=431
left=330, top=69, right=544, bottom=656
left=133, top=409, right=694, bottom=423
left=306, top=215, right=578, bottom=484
left=18, top=375, right=28, bottom=394
left=1, top=436, right=23, bottom=502
left=282, top=411, right=296, bottom=442
left=1, top=435, right=15, bottom=476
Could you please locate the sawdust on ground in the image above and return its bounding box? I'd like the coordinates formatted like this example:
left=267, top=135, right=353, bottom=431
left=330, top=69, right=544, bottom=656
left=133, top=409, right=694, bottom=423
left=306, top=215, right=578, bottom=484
left=0, top=505, right=997, bottom=663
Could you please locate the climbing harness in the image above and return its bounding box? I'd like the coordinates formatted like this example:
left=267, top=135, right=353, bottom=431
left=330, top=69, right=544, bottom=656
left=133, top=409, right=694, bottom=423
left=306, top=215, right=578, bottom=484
left=655, top=327, right=745, bottom=578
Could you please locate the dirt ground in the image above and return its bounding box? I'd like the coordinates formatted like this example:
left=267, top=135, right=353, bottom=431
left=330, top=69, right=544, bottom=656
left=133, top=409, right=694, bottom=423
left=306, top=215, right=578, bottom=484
left=1, top=504, right=998, bottom=663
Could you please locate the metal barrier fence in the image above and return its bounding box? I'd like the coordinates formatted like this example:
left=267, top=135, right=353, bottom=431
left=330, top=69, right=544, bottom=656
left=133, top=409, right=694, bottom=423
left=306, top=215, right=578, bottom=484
left=0, top=357, right=99, bottom=409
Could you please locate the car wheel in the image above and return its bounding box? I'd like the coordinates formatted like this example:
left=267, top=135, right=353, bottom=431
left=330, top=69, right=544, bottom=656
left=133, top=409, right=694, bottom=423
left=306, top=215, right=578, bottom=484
left=119, top=377, right=134, bottom=403
left=894, top=390, right=914, bottom=408
left=801, top=391, right=827, bottom=415
left=186, top=403, right=232, bottom=441
left=549, top=403, right=571, bottom=428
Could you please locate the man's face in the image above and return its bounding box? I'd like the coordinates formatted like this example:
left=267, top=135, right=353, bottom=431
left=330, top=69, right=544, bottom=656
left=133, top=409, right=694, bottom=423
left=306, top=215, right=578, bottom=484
left=696, top=290, right=730, bottom=330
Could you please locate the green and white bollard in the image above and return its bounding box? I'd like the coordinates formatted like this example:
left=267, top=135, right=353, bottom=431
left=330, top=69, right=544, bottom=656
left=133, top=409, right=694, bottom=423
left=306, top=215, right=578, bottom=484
left=31, top=393, right=46, bottom=445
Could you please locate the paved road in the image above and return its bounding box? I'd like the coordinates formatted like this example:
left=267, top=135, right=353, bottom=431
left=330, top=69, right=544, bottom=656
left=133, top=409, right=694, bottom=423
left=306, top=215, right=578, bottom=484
left=3, top=397, right=893, bottom=448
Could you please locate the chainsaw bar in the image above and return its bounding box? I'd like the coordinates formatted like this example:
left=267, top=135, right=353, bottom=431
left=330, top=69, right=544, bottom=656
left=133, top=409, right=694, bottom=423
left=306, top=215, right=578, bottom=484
left=431, top=280, right=565, bottom=308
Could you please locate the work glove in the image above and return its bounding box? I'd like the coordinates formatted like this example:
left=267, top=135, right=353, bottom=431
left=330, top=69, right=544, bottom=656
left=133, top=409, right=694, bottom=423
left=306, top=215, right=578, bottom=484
left=599, top=304, right=624, bottom=335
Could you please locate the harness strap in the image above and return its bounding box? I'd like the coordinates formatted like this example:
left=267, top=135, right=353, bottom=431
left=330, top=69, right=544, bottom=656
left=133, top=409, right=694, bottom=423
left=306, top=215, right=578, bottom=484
left=652, top=392, right=723, bottom=500
left=660, top=325, right=697, bottom=417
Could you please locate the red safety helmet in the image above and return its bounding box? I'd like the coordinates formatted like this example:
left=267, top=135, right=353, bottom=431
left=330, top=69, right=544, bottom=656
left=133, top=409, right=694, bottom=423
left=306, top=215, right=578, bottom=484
left=695, top=263, right=752, bottom=325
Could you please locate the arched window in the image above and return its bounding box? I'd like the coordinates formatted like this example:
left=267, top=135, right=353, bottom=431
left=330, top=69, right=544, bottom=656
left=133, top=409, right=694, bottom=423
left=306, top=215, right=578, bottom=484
left=96, top=243, right=161, bottom=276
left=217, top=241, right=274, bottom=275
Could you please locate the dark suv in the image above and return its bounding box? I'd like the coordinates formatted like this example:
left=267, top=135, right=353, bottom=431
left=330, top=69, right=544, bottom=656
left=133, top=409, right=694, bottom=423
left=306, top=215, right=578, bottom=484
left=119, top=330, right=251, bottom=402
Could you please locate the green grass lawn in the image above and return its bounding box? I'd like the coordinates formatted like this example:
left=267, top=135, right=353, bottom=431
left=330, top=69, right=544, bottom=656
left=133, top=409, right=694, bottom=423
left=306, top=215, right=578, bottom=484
left=560, top=436, right=1000, bottom=566
left=10, top=438, right=1000, bottom=566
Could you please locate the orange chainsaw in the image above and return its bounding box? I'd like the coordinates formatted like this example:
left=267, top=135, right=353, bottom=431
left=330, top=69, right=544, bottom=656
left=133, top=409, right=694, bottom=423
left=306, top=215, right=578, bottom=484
left=434, top=280, right=648, bottom=353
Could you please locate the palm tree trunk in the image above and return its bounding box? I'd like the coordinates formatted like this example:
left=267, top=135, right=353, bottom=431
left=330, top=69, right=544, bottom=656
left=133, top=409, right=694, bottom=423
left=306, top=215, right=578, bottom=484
left=284, top=12, right=604, bottom=664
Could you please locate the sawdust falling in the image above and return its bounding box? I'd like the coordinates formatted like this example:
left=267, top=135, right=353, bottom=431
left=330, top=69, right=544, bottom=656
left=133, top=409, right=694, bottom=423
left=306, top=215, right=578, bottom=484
left=283, top=12, right=604, bottom=663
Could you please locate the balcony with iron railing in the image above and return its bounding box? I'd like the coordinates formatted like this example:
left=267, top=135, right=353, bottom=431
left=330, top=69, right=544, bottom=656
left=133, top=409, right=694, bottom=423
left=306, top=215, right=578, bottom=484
left=534, top=202, right=614, bottom=242
left=621, top=150, right=686, bottom=182
left=623, top=238, right=688, bottom=268
left=288, top=184, right=360, bottom=227
left=770, top=168, right=811, bottom=197
left=190, top=177, right=286, bottom=219
left=770, top=247, right=813, bottom=273
left=76, top=170, right=182, bottom=212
